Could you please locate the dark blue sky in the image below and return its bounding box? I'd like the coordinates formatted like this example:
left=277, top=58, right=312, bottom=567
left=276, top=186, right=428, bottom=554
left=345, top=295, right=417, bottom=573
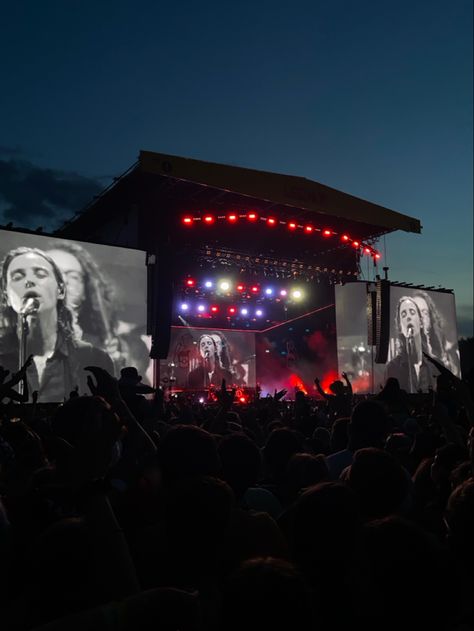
left=1, top=0, right=472, bottom=335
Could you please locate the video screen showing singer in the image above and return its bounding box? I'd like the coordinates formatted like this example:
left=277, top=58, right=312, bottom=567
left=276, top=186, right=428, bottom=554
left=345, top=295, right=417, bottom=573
left=0, top=247, right=114, bottom=402
left=385, top=296, right=438, bottom=393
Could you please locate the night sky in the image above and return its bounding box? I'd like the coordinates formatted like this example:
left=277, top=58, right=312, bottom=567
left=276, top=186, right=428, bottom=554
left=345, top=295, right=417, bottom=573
left=1, top=0, right=472, bottom=336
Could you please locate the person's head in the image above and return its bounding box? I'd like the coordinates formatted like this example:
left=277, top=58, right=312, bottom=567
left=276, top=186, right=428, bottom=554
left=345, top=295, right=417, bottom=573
left=220, top=557, right=314, bottom=631
left=1, top=247, right=73, bottom=338
left=218, top=432, right=262, bottom=499
left=348, top=400, right=391, bottom=451
left=199, top=334, right=217, bottom=360
left=2, top=247, right=66, bottom=316
left=329, top=379, right=344, bottom=395
left=396, top=296, right=422, bottom=339
left=347, top=448, right=410, bottom=520
left=47, top=241, right=116, bottom=342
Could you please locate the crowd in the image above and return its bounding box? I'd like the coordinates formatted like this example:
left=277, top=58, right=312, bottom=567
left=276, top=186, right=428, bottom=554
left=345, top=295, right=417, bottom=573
left=0, top=348, right=473, bottom=631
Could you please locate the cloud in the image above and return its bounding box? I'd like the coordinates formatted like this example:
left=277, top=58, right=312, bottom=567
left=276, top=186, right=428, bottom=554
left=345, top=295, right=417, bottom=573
left=0, top=159, right=102, bottom=231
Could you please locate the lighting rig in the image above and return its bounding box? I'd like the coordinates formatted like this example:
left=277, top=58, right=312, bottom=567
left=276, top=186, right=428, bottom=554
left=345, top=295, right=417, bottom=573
left=181, top=211, right=382, bottom=261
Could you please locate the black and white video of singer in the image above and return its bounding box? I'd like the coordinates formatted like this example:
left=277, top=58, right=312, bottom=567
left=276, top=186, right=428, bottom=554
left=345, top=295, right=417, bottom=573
left=385, top=296, right=440, bottom=393
left=0, top=247, right=113, bottom=402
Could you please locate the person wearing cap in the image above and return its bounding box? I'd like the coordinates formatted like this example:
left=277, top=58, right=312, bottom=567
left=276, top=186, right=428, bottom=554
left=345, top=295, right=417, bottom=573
left=118, top=366, right=155, bottom=422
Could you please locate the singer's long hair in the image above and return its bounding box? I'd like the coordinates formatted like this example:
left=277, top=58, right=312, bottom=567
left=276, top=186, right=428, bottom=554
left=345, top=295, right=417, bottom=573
left=0, top=247, right=75, bottom=345
left=412, top=290, right=449, bottom=365
left=46, top=241, right=118, bottom=345
left=210, top=331, right=232, bottom=370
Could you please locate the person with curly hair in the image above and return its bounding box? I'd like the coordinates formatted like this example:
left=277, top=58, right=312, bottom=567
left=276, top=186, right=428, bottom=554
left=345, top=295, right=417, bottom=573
left=47, top=241, right=149, bottom=377
left=0, top=247, right=113, bottom=402
left=412, top=290, right=459, bottom=375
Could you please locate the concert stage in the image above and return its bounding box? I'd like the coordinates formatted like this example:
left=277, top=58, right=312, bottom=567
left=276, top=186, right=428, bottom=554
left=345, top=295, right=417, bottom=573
left=1, top=151, right=459, bottom=396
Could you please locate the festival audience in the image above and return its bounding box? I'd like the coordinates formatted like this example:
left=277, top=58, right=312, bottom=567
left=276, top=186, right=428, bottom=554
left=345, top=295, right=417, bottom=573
left=0, top=353, right=472, bottom=630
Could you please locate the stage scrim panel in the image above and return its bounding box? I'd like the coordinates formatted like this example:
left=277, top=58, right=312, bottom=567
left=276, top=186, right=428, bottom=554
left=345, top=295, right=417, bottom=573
left=335, top=283, right=461, bottom=394
left=0, top=229, right=151, bottom=383
left=160, top=326, right=256, bottom=391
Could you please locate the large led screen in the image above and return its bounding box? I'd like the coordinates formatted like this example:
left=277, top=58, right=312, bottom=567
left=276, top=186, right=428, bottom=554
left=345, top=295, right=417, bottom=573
left=335, top=282, right=461, bottom=394
left=387, top=285, right=461, bottom=391
left=160, top=326, right=256, bottom=390
left=0, top=229, right=150, bottom=401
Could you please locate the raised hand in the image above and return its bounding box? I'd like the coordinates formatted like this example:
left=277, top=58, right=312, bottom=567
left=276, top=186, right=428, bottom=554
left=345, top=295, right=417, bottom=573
left=274, top=388, right=288, bottom=401
left=85, top=366, right=121, bottom=402
left=217, top=378, right=236, bottom=409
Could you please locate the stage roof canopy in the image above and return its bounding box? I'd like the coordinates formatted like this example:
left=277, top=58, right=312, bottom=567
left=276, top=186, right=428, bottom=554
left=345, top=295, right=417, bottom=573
left=57, top=150, right=422, bottom=250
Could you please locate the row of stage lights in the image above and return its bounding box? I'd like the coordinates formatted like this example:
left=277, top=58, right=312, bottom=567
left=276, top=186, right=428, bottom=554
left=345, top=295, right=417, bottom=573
left=183, top=277, right=305, bottom=299
left=181, top=212, right=381, bottom=259
left=179, top=303, right=270, bottom=318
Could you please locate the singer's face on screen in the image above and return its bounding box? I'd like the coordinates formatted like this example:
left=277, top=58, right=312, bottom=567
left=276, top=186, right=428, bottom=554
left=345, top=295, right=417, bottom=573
left=48, top=249, right=84, bottom=309
left=6, top=252, right=60, bottom=315
left=399, top=298, right=421, bottom=338
left=199, top=335, right=215, bottom=359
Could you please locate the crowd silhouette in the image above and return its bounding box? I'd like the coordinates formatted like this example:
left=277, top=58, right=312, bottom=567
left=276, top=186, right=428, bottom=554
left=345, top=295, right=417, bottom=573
left=0, top=349, right=473, bottom=630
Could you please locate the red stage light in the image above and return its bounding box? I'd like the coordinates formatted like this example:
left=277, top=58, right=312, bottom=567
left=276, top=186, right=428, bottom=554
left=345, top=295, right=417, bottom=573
left=288, top=222, right=297, bottom=230
left=203, top=215, right=215, bottom=224
left=364, top=247, right=371, bottom=254
left=186, top=278, right=195, bottom=287
left=375, top=252, right=381, bottom=259
left=236, top=284, right=245, bottom=292
left=267, top=217, right=277, bottom=226
left=323, top=229, right=332, bottom=236
left=210, top=305, right=219, bottom=313
left=304, top=225, right=314, bottom=233
left=227, top=214, right=238, bottom=223
left=182, top=216, right=193, bottom=225
left=228, top=306, right=236, bottom=314
left=341, top=234, right=350, bottom=241
left=251, top=285, right=259, bottom=293
left=247, top=212, right=258, bottom=221
left=239, top=396, right=246, bottom=403
left=352, top=241, right=360, bottom=247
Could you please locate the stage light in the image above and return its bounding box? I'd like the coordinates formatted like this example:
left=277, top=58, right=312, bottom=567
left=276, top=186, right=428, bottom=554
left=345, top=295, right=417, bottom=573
left=265, top=288, right=273, bottom=295
left=239, top=396, right=246, bottom=403
left=323, top=229, right=332, bottom=237
left=288, top=222, right=297, bottom=230
left=291, top=289, right=303, bottom=300
left=247, top=212, right=258, bottom=221
left=197, top=304, right=206, bottom=312
left=341, top=234, right=350, bottom=241
left=255, top=309, right=263, bottom=317
left=267, top=217, right=277, bottom=227
left=210, top=305, right=219, bottom=313
left=180, top=303, right=189, bottom=311
left=236, top=283, right=245, bottom=292
left=251, top=285, right=259, bottom=293
left=352, top=241, right=360, bottom=248
left=219, top=280, right=231, bottom=291
left=364, top=247, right=371, bottom=254
left=228, top=306, right=236, bottom=314
left=182, top=216, right=193, bottom=225
left=280, top=289, right=288, bottom=297
left=203, top=215, right=215, bottom=224
left=204, top=280, right=213, bottom=288
left=186, top=278, right=195, bottom=287
left=241, top=307, right=249, bottom=315
left=375, top=252, right=381, bottom=259
left=227, top=213, right=238, bottom=223
left=304, top=225, right=314, bottom=233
